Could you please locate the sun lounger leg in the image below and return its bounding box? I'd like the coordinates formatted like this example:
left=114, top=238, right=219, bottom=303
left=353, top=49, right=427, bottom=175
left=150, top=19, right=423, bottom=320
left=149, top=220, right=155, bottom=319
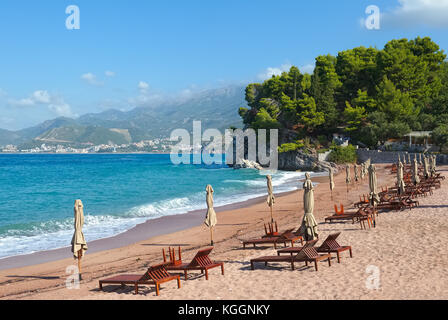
left=337, top=252, right=341, bottom=263
left=134, top=284, right=139, bottom=295
left=349, top=248, right=353, bottom=258
left=291, top=261, right=295, bottom=271
left=328, top=257, right=331, bottom=267
left=184, top=270, right=188, bottom=280
left=221, top=264, right=225, bottom=276
left=155, top=283, right=160, bottom=296
left=177, top=277, right=181, bottom=289
left=314, top=261, right=318, bottom=271
left=205, top=269, right=209, bottom=280
left=250, top=262, right=254, bottom=270
left=99, top=282, right=103, bottom=291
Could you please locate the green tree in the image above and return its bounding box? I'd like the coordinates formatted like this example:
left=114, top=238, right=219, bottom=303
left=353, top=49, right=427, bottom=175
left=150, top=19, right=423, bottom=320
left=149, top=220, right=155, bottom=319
left=376, top=77, right=416, bottom=122
left=343, top=102, right=367, bottom=132
left=432, top=125, right=448, bottom=152
left=311, top=55, right=341, bottom=129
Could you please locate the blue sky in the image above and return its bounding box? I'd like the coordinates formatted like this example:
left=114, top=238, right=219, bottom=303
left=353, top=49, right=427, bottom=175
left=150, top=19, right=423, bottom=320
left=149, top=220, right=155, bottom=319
left=1, top=0, right=448, bottom=130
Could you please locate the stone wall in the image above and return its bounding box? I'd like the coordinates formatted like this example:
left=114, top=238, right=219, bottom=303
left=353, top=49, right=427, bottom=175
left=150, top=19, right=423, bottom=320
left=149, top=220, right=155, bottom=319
left=357, top=149, right=448, bottom=164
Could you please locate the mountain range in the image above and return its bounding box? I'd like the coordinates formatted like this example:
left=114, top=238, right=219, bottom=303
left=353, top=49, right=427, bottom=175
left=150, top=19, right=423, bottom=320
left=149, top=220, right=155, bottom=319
left=0, top=86, right=246, bottom=147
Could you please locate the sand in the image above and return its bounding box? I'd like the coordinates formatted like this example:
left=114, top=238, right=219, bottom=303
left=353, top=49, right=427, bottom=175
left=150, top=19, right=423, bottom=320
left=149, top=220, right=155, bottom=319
left=0, top=164, right=447, bottom=300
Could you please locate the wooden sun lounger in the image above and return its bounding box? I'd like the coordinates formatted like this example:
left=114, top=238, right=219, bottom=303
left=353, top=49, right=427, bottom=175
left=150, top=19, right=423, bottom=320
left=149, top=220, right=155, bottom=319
left=243, top=229, right=303, bottom=249
left=165, top=247, right=224, bottom=280
left=98, top=263, right=181, bottom=296
left=277, top=233, right=353, bottom=263
left=325, top=207, right=374, bottom=229
left=250, top=240, right=331, bottom=271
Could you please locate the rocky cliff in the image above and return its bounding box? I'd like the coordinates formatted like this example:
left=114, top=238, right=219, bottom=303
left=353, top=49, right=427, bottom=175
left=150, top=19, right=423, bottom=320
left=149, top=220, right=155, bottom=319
left=278, top=150, right=337, bottom=172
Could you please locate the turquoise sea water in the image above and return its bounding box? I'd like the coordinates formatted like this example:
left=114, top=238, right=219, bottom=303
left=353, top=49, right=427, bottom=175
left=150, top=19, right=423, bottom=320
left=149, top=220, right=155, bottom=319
left=0, top=154, right=312, bottom=259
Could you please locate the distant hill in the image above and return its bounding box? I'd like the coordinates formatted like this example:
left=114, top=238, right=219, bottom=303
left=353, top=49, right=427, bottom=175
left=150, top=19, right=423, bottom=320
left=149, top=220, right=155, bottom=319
left=0, top=129, right=21, bottom=146
left=36, top=125, right=132, bottom=145
left=0, top=85, right=246, bottom=147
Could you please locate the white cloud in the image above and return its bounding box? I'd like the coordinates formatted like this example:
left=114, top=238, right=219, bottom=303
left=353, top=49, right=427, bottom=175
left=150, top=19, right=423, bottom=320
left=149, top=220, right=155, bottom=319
left=48, top=101, right=76, bottom=117
left=375, top=0, right=448, bottom=28
left=258, top=64, right=292, bottom=80
left=81, top=73, right=103, bottom=86
left=138, top=81, right=149, bottom=92
left=258, top=63, right=315, bottom=80
left=105, top=70, right=115, bottom=77
left=300, top=64, right=315, bottom=74
left=32, top=90, right=51, bottom=104
left=9, top=97, right=35, bottom=107
left=8, top=90, right=76, bottom=118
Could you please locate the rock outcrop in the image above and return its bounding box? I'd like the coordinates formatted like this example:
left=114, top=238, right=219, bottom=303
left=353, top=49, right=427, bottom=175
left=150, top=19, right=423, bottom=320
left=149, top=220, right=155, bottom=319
left=278, top=150, right=337, bottom=172
left=232, top=159, right=264, bottom=170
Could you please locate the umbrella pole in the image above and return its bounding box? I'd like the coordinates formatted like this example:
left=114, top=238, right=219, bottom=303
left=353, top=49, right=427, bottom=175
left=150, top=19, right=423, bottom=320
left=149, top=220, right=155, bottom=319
left=331, top=190, right=333, bottom=201
left=270, top=205, right=274, bottom=223
left=77, top=250, right=82, bottom=281
left=210, top=227, right=214, bottom=246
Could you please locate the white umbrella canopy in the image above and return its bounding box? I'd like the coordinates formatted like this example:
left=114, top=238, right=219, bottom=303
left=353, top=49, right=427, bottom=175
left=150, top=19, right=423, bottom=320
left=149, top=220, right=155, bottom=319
left=71, top=199, right=88, bottom=280
left=71, top=199, right=88, bottom=259
left=299, top=173, right=318, bottom=241
left=329, top=168, right=335, bottom=201
left=430, top=155, right=437, bottom=176
left=423, top=155, right=430, bottom=179
left=354, top=164, right=359, bottom=182
left=368, top=164, right=380, bottom=206
left=397, top=161, right=406, bottom=195
left=346, top=165, right=351, bottom=184
left=329, top=168, right=335, bottom=191
left=412, top=157, right=420, bottom=185
left=360, top=163, right=366, bottom=180
left=204, top=185, right=217, bottom=246
left=266, top=175, right=275, bottom=222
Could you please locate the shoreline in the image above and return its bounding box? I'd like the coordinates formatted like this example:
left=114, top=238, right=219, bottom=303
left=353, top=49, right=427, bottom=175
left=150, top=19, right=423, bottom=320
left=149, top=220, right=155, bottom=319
left=2, top=164, right=447, bottom=300
left=0, top=178, right=329, bottom=271
left=0, top=163, right=327, bottom=270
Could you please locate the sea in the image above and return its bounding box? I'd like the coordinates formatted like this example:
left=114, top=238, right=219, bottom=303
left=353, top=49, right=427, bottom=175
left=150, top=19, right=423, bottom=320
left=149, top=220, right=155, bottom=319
left=0, top=154, right=318, bottom=260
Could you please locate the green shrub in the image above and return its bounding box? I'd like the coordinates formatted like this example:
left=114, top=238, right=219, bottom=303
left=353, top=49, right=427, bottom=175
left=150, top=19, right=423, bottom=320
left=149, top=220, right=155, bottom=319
left=278, top=142, right=304, bottom=153
left=328, top=145, right=358, bottom=164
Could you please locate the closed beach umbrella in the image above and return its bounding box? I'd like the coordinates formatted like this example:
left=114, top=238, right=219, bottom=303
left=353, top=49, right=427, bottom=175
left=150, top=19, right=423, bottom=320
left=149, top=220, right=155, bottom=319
left=329, top=168, right=335, bottom=197
left=423, top=155, right=430, bottom=179
left=360, top=163, right=366, bottom=180
left=419, top=153, right=422, bottom=165
left=71, top=199, right=88, bottom=280
left=398, top=161, right=406, bottom=195
left=408, top=153, right=411, bottom=165
left=354, top=164, right=359, bottom=182
left=345, top=165, right=351, bottom=193
left=204, top=185, right=217, bottom=246
left=403, top=154, right=407, bottom=166
left=430, top=155, right=437, bottom=176
left=266, top=175, right=275, bottom=223
left=299, top=173, right=318, bottom=241
left=368, top=164, right=380, bottom=207
left=412, top=157, right=420, bottom=185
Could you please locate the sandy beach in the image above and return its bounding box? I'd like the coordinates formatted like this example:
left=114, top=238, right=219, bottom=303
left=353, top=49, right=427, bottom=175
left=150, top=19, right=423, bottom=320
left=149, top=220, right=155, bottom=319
left=1, top=164, right=447, bottom=300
